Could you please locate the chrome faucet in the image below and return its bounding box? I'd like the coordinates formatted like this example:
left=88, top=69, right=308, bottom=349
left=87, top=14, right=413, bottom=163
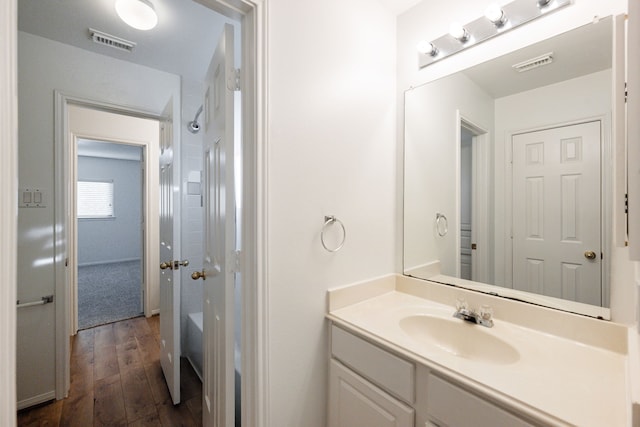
left=453, top=299, right=494, bottom=328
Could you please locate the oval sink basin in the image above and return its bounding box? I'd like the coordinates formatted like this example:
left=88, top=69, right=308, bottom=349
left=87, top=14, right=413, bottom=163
left=399, top=315, right=520, bottom=365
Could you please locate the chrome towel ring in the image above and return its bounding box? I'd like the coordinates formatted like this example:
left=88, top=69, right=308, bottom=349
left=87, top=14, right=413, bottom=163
left=436, top=213, right=448, bottom=237
left=321, top=215, right=346, bottom=253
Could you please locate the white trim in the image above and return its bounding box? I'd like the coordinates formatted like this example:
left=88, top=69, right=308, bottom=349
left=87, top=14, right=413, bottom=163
left=77, top=258, right=142, bottom=267
left=17, top=391, right=55, bottom=411
left=55, top=94, right=162, bottom=403
left=0, top=0, right=18, bottom=423
left=629, top=0, right=640, bottom=260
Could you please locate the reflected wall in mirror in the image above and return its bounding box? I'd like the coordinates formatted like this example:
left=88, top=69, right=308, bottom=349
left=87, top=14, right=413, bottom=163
left=404, top=17, right=616, bottom=318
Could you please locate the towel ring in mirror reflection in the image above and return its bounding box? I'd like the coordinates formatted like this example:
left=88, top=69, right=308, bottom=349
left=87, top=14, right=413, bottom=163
left=436, top=213, right=448, bottom=237
left=321, top=215, right=346, bottom=253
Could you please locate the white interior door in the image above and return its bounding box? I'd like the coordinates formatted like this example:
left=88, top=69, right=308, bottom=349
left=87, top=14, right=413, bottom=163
left=201, top=23, right=236, bottom=427
left=159, top=102, right=181, bottom=405
left=512, top=121, right=601, bottom=305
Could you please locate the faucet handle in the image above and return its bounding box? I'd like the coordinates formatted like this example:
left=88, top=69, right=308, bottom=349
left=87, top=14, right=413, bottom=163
left=479, top=304, right=493, bottom=320
left=455, top=298, right=468, bottom=312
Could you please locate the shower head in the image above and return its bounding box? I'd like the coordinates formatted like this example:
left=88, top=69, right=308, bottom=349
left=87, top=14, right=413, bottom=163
left=188, top=105, right=203, bottom=134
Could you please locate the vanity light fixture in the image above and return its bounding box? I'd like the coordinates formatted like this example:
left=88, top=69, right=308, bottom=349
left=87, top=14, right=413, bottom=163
left=417, top=0, right=570, bottom=68
left=115, top=0, right=158, bottom=31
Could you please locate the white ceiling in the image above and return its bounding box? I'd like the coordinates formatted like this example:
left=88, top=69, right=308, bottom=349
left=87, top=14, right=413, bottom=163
left=18, top=0, right=236, bottom=82
left=378, top=0, right=423, bottom=15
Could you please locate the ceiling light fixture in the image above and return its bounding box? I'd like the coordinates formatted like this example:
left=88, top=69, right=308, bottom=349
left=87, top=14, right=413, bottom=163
left=485, top=3, right=508, bottom=27
left=417, top=0, right=570, bottom=68
left=115, top=0, right=158, bottom=31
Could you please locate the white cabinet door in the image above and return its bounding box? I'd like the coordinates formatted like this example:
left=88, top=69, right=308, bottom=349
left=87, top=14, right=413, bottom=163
left=329, top=360, right=414, bottom=427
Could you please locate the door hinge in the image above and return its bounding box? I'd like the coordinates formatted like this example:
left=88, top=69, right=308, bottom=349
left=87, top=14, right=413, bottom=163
left=625, top=193, right=629, bottom=214
left=625, top=82, right=628, bottom=103
left=234, top=68, right=241, bottom=91
left=231, top=250, right=242, bottom=273
left=65, top=257, right=69, bottom=267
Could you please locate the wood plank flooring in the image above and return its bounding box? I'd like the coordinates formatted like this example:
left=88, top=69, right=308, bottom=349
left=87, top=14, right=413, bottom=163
left=17, top=316, right=203, bottom=427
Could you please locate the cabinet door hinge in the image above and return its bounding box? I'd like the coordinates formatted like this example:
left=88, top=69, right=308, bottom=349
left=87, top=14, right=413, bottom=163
left=625, top=82, right=628, bottom=103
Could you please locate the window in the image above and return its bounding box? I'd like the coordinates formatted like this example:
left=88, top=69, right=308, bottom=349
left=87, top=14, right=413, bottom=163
left=77, top=180, right=114, bottom=218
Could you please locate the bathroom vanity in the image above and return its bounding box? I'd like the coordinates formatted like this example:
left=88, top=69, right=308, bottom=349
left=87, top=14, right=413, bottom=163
left=326, top=275, right=629, bottom=427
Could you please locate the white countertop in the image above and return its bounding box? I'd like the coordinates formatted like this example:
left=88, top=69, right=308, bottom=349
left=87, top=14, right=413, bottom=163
left=327, top=275, right=629, bottom=426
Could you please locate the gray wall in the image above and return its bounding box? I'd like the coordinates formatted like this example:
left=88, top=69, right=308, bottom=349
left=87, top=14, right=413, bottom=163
left=77, top=156, right=142, bottom=265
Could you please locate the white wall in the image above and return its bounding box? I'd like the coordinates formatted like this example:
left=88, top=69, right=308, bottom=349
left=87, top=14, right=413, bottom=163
left=266, top=0, right=397, bottom=425
left=397, top=0, right=635, bottom=324
left=180, top=77, right=205, bottom=351
left=17, top=31, right=180, bottom=404
left=404, top=72, right=494, bottom=276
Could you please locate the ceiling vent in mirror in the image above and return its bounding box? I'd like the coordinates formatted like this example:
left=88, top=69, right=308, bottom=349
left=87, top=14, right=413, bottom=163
left=512, top=52, right=554, bottom=73
left=89, top=28, right=136, bottom=52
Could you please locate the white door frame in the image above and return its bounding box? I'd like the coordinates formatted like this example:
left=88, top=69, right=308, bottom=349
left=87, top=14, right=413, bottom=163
left=456, top=111, right=490, bottom=283
left=0, top=0, right=18, bottom=421
left=54, top=94, right=163, bottom=399
left=66, top=102, right=159, bottom=333
left=504, top=116, right=611, bottom=308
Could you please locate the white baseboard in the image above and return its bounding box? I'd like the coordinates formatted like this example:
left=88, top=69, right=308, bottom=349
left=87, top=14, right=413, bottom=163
left=78, top=258, right=141, bottom=267
left=17, top=390, right=56, bottom=410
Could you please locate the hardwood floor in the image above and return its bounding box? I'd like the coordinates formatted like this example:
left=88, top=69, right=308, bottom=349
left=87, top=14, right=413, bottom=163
left=17, top=316, right=203, bottom=427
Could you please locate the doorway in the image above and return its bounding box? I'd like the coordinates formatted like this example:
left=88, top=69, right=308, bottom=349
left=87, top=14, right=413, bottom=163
left=67, top=103, right=161, bottom=335
left=76, top=139, right=144, bottom=329
left=458, top=115, right=490, bottom=283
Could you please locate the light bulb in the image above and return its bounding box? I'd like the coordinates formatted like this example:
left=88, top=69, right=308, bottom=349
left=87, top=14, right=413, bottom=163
left=449, top=22, right=470, bottom=42
left=115, top=0, right=158, bottom=31
left=417, top=40, right=438, bottom=57
left=485, top=3, right=507, bottom=26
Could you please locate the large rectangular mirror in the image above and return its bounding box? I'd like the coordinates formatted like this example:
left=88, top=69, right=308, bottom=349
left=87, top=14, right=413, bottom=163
left=404, top=17, right=617, bottom=319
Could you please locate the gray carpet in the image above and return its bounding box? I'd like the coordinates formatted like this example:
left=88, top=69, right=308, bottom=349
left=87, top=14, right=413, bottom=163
left=78, top=260, right=143, bottom=330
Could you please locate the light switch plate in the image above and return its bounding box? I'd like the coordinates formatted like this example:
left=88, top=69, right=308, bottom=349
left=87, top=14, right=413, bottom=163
left=19, top=188, right=47, bottom=208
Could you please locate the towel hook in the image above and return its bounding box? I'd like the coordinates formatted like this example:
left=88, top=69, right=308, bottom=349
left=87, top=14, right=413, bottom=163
left=436, top=213, right=448, bottom=237
left=321, top=215, right=346, bottom=253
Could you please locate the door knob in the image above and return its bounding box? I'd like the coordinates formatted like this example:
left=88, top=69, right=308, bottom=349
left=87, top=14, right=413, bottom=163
left=160, top=262, right=172, bottom=270
left=584, top=251, right=597, bottom=260
left=191, top=270, right=206, bottom=280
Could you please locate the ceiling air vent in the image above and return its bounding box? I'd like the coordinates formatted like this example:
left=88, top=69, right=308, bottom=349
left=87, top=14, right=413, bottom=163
left=89, top=28, right=136, bottom=52
left=512, top=52, right=554, bottom=73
